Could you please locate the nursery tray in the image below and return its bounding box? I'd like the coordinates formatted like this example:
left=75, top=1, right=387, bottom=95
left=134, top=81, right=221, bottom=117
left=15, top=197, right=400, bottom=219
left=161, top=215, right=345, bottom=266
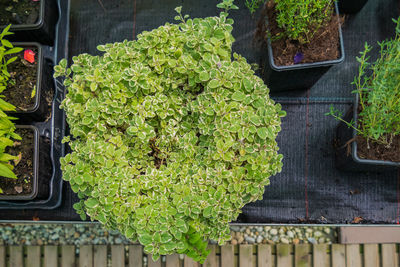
left=0, top=0, right=69, bottom=210
left=0, top=0, right=399, bottom=224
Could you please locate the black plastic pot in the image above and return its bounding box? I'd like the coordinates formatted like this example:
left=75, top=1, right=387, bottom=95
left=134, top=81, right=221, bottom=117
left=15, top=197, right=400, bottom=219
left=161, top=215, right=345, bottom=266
left=335, top=94, right=400, bottom=172
left=264, top=2, right=345, bottom=93
left=9, top=42, right=54, bottom=122
left=0, top=125, right=39, bottom=201
left=0, top=0, right=59, bottom=45
left=338, top=0, right=368, bottom=14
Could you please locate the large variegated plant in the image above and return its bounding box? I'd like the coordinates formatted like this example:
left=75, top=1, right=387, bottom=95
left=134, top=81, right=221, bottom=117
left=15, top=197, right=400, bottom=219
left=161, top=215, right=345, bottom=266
left=55, top=1, right=285, bottom=262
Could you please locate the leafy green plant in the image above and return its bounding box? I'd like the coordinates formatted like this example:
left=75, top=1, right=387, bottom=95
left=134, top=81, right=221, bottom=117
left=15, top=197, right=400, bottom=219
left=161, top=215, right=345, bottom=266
left=244, top=0, right=264, bottom=14
left=271, top=0, right=334, bottom=44
left=55, top=3, right=285, bottom=263
left=326, top=17, right=400, bottom=146
left=0, top=25, right=23, bottom=187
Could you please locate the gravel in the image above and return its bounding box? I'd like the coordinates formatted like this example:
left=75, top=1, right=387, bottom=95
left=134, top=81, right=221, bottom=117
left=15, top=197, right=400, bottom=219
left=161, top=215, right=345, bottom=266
left=0, top=223, right=338, bottom=246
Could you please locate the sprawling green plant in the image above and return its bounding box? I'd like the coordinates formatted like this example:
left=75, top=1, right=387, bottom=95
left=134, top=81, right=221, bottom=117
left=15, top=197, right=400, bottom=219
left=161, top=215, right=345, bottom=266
left=55, top=2, right=285, bottom=262
left=327, top=17, right=400, bottom=146
left=271, top=0, right=334, bottom=44
left=244, top=0, right=264, bottom=14
left=0, top=25, right=22, bottom=186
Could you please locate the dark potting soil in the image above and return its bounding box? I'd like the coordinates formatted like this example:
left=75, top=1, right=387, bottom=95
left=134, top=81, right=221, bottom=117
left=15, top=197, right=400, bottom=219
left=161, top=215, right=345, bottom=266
left=0, top=0, right=40, bottom=25
left=355, top=134, right=400, bottom=163
left=260, top=1, right=341, bottom=66
left=0, top=128, right=34, bottom=196
left=4, top=47, right=37, bottom=111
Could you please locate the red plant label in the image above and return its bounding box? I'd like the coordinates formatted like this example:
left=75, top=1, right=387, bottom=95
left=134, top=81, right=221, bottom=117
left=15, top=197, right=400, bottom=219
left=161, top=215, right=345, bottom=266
left=24, top=50, right=36, bottom=63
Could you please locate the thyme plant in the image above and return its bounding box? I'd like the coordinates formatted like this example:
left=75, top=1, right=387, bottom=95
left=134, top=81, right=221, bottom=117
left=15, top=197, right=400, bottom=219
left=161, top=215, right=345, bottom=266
left=272, top=0, right=334, bottom=44
left=55, top=2, right=285, bottom=262
left=0, top=25, right=22, bottom=185
left=327, top=18, right=400, bottom=146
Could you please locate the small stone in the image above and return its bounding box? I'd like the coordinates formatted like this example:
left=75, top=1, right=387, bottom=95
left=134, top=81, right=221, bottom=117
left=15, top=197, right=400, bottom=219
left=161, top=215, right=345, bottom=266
left=324, top=228, right=331, bottom=234
left=245, top=236, right=255, bottom=244
left=237, top=235, right=244, bottom=243
left=230, top=226, right=240, bottom=232
left=37, top=239, right=43, bottom=245
left=293, top=239, right=300, bottom=245
left=267, top=240, right=274, bottom=245
left=306, top=228, right=313, bottom=233
left=255, top=231, right=259, bottom=236
left=318, top=238, right=325, bottom=243
left=314, top=231, right=322, bottom=238
left=256, top=227, right=263, bottom=233
left=281, top=238, right=289, bottom=244
left=115, top=238, right=122, bottom=244
left=264, top=226, right=271, bottom=231
left=262, top=239, right=267, bottom=244
left=272, top=236, right=279, bottom=242
left=307, top=238, right=317, bottom=244
left=278, top=228, right=285, bottom=234
left=231, top=238, right=238, bottom=245
left=269, top=229, right=278, bottom=235
left=287, top=231, right=294, bottom=238
left=74, top=232, right=80, bottom=238
left=256, top=235, right=263, bottom=243
left=245, top=228, right=251, bottom=235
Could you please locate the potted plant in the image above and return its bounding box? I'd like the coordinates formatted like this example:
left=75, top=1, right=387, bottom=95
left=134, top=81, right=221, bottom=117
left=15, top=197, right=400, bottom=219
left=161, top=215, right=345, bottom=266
left=0, top=26, right=40, bottom=200
left=0, top=0, right=59, bottom=45
left=259, top=0, right=345, bottom=92
left=327, top=17, right=400, bottom=172
left=338, top=0, right=368, bottom=14
left=54, top=0, right=286, bottom=262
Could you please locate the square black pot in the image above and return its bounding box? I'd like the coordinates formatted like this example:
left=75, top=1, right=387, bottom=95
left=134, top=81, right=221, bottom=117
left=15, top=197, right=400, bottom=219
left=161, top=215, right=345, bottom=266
left=0, top=0, right=59, bottom=45
left=264, top=2, right=345, bottom=92
left=9, top=42, right=54, bottom=122
left=0, top=125, right=39, bottom=201
left=335, top=93, right=400, bottom=172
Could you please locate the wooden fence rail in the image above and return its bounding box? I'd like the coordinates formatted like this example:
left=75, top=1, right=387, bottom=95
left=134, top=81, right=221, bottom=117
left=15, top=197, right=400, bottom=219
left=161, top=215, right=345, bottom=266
left=0, top=243, right=398, bottom=267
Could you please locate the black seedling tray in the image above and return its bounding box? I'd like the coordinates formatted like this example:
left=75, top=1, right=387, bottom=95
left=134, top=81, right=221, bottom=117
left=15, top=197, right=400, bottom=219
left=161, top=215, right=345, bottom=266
left=0, top=0, right=69, bottom=210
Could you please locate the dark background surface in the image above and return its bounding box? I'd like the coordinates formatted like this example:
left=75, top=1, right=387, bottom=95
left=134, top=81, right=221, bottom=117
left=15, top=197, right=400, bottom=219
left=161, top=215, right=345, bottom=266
left=1, top=0, right=400, bottom=223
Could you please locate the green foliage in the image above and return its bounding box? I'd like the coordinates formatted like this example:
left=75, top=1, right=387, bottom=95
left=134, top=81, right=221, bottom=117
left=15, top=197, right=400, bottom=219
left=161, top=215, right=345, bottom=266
left=244, top=0, right=264, bottom=14
left=55, top=4, right=285, bottom=263
left=326, top=17, right=400, bottom=146
left=0, top=25, right=22, bottom=186
left=271, top=0, right=334, bottom=44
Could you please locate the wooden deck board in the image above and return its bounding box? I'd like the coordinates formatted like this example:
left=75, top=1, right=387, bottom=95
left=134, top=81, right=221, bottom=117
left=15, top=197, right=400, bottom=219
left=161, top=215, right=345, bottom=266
left=26, top=246, right=41, bottom=267
left=276, top=244, right=291, bottom=267
left=221, top=244, right=235, bottom=267
left=9, top=246, right=23, bottom=267
left=257, top=244, right=272, bottom=267
left=239, top=245, right=253, bottom=267
left=129, top=245, right=143, bottom=267
left=111, top=245, right=124, bottom=267
left=313, top=244, right=329, bottom=267
left=93, top=245, right=107, bottom=267
left=331, top=244, right=345, bottom=267
left=346, top=244, right=362, bottom=267
left=166, top=254, right=180, bottom=267
left=61, top=245, right=75, bottom=267
left=79, top=245, right=93, bottom=267
left=44, top=246, right=58, bottom=267
left=382, top=244, right=397, bottom=267
left=363, top=244, right=379, bottom=267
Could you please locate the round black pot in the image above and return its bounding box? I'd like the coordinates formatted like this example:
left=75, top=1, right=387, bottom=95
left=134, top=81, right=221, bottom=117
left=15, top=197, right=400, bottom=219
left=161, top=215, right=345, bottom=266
left=338, top=0, right=368, bottom=14
left=264, top=2, right=345, bottom=92
left=335, top=94, right=400, bottom=172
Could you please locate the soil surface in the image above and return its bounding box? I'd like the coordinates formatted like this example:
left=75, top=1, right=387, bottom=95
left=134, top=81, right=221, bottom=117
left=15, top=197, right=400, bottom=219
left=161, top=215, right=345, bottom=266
left=0, top=128, right=35, bottom=196
left=4, top=47, right=38, bottom=111
left=356, top=135, right=400, bottom=162
left=0, top=0, right=40, bottom=25
left=258, top=1, right=341, bottom=66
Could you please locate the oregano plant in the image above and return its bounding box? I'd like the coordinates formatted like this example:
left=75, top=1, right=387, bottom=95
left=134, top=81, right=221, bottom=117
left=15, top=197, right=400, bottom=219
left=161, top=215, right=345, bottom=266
left=55, top=3, right=285, bottom=262
left=271, top=0, right=334, bottom=44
